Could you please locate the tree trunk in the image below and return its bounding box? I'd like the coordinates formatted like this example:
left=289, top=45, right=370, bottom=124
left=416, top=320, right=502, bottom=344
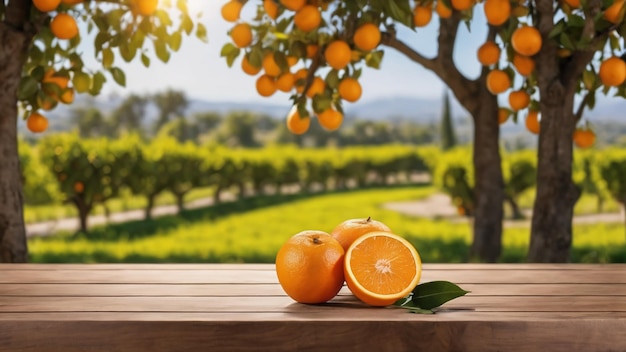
left=237, top=182, right=246, bottom=199
left=175, top=192, right=185, bottom=213
left=213, top=184, right=222, bottom=204
left=528, top=100, right=580, bottom=262
left=144, top=193, right=156, bottom=220
left=469, top=94, right=504, bottom=263
left=0, top=17, right=36, bottom=263
left=506, top=195, right=525, bottom=220
left=73, top=197, right=92, bottom=233
left=0, top=107, right=28, bottom=262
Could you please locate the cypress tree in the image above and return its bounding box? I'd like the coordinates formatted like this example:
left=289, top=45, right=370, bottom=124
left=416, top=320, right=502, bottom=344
left=440, top=91, right=457, bottom=150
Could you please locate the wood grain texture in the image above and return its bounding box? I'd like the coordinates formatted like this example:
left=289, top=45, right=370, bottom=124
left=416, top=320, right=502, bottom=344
left=2, top=267, right=625, bottom=284
left=0, top=264, right=625, bottom=352
left=2, top=283, right=624, bottom=297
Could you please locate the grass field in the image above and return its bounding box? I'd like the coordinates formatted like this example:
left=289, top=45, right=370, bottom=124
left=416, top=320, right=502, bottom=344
left=27, top=185, right=626, bottom=264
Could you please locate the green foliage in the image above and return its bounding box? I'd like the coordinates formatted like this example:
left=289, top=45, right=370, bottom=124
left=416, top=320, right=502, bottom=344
left=432, top=147, right=473, bottom=215
left=18, top=140, right=62, bottom=205
left=595, top=148, right=626, bottom=205
left=15, top=0, right=206, bottom=119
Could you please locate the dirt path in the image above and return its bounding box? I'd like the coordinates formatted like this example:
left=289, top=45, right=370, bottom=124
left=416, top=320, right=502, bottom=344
left=384, top=193, right=626, bottom=227
left=26, top=193, right=236, bottom=237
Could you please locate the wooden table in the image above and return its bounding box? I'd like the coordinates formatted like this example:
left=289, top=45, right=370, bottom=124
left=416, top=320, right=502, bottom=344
left=1, top=264, right=625, bottom=351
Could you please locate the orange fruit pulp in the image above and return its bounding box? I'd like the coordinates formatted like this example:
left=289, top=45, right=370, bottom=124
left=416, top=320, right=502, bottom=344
left=344, top=231, right=422, bottom=306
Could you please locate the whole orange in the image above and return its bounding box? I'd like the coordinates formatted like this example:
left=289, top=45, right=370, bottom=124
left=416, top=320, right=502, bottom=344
left=264, top=0, right=279, bottom=20
left=26, top=112, right=49, bottom=133
left=317, top=108, right=343, bottom=131
left=33, top=0, right=61, bottom=12
left=286, top=107, right=310, bottom=135
left=50, top=13, right=79, bottom=40
left=221, top=0, right=243, bottom=22
left=573, top=128, right=595, bottom=148
left=599, top=56, right=626, bottom=87
left=324, top=40, right=351, bottom=70
left=353, top=23, right=381, bottom=52
left=486, top=69, right=511, bottom=95
left=513, top=54, right=535, bottom=76
left=331, top=216, right=392, bottom=252
left=498, top=107, right=510, bottom=125
left=338, top=77, right=362, bottom=102
left=256, top=74, right=277, bottom=97
left=511, top=25, right=542, bottom=56
left=508, top=90, right=530, bottom=111
left=294, top=5, right=321, bottom=32
left=275, top=230, right=345, bottom=304
left=305, top=76, right=325, bottom=98
left=280, top=0, right=305, bottom=11
left=477, top=41, right=500, bottom=66
left=483, top=0, right=510, bottom=26
left=230, top=23, right=253, bottom=48
left=413, top=6, right=433, bottom=27
left=525, top=110, right=540, bottom=134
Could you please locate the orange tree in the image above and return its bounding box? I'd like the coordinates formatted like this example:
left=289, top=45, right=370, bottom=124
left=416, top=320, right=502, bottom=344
left=0, top=0, right=206, bottom=262
left=222, top=0, right=508, bottom=262
left=515, top=0, right=624, bottom=262
left=224, top=0, right=626, bottom=262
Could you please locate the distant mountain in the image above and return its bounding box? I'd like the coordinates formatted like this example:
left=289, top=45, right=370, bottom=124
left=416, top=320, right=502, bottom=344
left=19, top=92, right=626, bottom=134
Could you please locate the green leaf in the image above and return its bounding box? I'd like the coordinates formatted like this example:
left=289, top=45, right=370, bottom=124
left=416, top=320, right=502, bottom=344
left=325, top=70, right=340, bottom=89
left=109, top=67, right=126, bottom=87
left=365, top=50, right=384, bottom=69
left=90, top=72, right=106, bottom=96
left=559, top=32, right=576, bottom=50
left=17, top=76, right=39, bottom=100
left=196, top=23, right=208, bottom=43
left=72, top=71, right=92, bottom=93
left=154, top=40, right=171, bottom=63
left=102, top=48, right=114, bottom=68
left=548, top=20, right=565, bottom=39
left=384, top=0, right=413, bottom=28
left=411, top=281, right=469, bottom=310
left=169, top=31, right=182, bottom=51
left=141, top=53, right=151, bottom=67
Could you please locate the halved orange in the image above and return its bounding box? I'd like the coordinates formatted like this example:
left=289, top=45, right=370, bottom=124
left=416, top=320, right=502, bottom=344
left=344, top=231, right=422, bottom=306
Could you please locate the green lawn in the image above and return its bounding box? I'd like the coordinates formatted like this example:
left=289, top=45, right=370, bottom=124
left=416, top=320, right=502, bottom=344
left=27, top=185, right=626, bottom=264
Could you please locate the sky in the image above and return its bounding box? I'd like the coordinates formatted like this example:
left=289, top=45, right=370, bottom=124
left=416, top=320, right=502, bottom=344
left=80, top=0, right=494, bottom=108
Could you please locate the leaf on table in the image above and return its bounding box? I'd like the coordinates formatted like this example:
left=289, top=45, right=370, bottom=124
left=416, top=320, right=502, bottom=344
left=411, top=281, right=470, bottom=310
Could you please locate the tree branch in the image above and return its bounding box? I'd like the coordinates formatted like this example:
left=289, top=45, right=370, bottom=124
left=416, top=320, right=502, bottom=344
left=563, top=0, right=603, bottom=85
left=4, top=0, right=31, bottom=30
left=380, top=31, right=437, bottom=71
left=574, top=93, right=589, bottom=123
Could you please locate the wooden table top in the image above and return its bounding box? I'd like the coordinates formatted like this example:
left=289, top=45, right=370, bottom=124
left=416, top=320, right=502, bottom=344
left=1, top=263, right=625, bottom=352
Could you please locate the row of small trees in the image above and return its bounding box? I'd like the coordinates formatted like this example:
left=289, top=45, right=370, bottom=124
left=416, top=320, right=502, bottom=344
left=21, top=134, right=432, bottom=232
left=437, top=147, right=626, bottom=231
left=20, top=134, right=626, bottom=235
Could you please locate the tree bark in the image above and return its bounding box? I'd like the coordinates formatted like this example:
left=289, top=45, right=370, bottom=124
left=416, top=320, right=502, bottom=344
left=527, top=0, right=594, bottom=262
left=506, top=195, right=524, bottom=220
left=73, top=197, right=92, bottom=234
left=468, top=92, right=504, bottom=262
left=175, top=193, right=185, bottom=213
left=213, top=185, right=222, bottom=204
left=144, top=193, right=156, bottom=220
left=0, top=5, right=37, bottom=262
left=528, top=101, right=580, bottom=262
